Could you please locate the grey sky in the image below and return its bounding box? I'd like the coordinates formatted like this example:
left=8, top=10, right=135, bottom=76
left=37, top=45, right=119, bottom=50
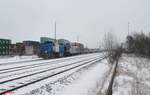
left=0, top=0, right=150, bottom=48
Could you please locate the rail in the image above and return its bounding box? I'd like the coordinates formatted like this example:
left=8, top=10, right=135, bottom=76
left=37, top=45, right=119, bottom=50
left=0, top=56, right=105, bottom=95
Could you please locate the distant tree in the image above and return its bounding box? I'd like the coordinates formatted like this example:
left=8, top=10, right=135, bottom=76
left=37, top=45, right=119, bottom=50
left=126, top=35, right=134, bottom=52
left=102, top=32, right=121, bottom=64
left=133, top=32, right=146, bottom=55
left=126, top=32, right=150, bottom=57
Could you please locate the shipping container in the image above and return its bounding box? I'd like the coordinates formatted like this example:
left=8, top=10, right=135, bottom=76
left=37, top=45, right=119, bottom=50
left=25, top=46, right=34, bottom=55
left=23, top=41, right=40, bottom=55
left=10, top=43, right=25, bottom=56
left=23, top=41, right=40, bottom=46
left=0, top=38, right=11, bottom=56
left=69, top=42, right=84, bottom=55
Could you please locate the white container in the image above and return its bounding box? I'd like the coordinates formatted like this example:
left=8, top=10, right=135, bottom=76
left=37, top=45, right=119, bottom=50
left=25, top=46, right=34, bottom=55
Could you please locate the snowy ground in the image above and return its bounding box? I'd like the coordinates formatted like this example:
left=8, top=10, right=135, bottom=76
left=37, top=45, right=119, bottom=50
left=0, top=53, right=113, bottom=95
left=0, top=55, right=41, bottom=65
left=15, top=59, right=110, bottom=95
left=61, top=59, right=110, bottom=95
left=113, top=54, right=150, bottom=95
left=0, top=54, right=111, bottom=95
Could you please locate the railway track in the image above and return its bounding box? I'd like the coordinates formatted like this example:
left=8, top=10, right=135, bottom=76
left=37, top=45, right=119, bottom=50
left=0, top=56, right=99, bottom=83
left=0, top=54, right=96, bottom=66
left=0, top=54, right=104, bottom=95
left=0, top=58, right=42, bottom=66
left=0, top=54, right=96, bottom=74
left=0, top=57, right=99, bottom=84
left=0, top=55, right=100, bottom=81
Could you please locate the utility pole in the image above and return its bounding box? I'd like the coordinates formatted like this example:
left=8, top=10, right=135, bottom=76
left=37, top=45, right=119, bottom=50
left=54, top=20, right=56, bottom=43
left=128, top=22, right=130, bottom=35
left=77, top=36, right=79, bottom=43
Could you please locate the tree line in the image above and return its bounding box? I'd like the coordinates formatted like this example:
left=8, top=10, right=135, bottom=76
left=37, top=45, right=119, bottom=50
left=126, top=32, right=150, bottom=57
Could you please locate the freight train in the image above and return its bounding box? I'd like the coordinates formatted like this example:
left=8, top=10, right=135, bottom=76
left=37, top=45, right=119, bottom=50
left=0, top=37, right=85, bottom=58
left=39, top=37, right=84, bottom=59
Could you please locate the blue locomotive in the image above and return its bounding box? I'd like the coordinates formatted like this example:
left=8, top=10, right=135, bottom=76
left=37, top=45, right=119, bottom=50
left=39, top=41, right=54, bottom=59
left=38, top=37, right=84, bottom=59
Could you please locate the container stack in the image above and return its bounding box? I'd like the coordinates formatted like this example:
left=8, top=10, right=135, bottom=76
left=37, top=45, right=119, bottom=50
left=0, top=39, right=11, bottom=56
left=70, top=42, right=84, bottom=55
left=23, top=41, right=40, bottom=55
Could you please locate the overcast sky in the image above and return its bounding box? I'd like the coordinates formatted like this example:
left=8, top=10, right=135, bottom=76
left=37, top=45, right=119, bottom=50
left=0, top=0, right=149, bottom=48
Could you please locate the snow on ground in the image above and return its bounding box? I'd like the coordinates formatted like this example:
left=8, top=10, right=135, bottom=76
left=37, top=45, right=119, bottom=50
left=0, top=55, right=40, bottom=65
left=0, top=56, right=100, bottom=91
left=0, top=53, right=100, bottom=70
left=61, top=59, right=110, bottom=95
left=113, top=54, right=150, bottom=95
left=12, top=57, right=111, bottom=95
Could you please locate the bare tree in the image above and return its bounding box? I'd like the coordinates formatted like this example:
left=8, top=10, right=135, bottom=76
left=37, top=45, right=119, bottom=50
left=102, top=32, right=121, bottom=64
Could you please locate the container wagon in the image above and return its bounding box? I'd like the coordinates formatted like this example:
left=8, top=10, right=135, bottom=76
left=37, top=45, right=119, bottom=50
left=78, top=43, right=84, bottom=54
left=69, top=42, right=84, bottom=55
left=0, top=39, right=11, bottom=56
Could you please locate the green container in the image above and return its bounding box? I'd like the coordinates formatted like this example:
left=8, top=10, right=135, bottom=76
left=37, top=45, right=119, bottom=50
left=0, top=39, right=11, bottom=56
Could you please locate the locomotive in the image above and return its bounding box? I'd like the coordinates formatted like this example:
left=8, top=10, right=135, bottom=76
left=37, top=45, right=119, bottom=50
left=38, top=37, right=84, bottom=59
